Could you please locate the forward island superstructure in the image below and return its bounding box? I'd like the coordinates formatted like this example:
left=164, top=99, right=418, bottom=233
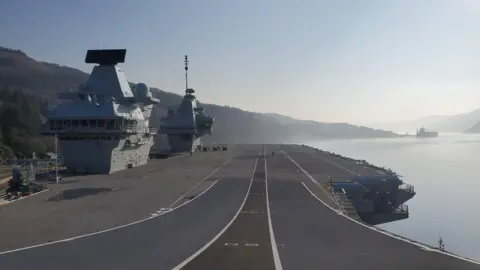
left=159, top=55, right=214, bottom=153
left=41, top=49, right=159, bottom=174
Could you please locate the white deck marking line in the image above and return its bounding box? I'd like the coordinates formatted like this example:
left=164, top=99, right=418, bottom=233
left=265, top=146, right=284, bottom=270
left=168, top=157, right=233, bottom=208
left=287, top=149, right=480, bottom=265
left=300, top=182, right=480, bottom=265
left=245, top=243, right=259, bottom=247
left=172, top=148, right=261, bottom=270
left=0, top=178, right=220, bottom=255
left=281, top=150, right=338, bottom=205
left=315, top=154, right=360, bottom=176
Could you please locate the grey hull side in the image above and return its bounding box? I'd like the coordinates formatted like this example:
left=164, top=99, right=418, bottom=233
left=59, top=139, right=153, bottom=174
left=166, top=134, right=201, bottom=153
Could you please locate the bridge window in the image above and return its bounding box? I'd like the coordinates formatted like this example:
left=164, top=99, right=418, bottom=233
left=48, top=118, right=135, bottom=131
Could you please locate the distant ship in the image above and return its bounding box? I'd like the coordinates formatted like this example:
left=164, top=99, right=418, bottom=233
left=41, top=49, right=159, bottom=174
left=416, top=126, right=438, bottom=138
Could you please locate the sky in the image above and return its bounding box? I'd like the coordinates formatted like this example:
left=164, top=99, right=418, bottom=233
left=0, top=0, right=479, bottom=124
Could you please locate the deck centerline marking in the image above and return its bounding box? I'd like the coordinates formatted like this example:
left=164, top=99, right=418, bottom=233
left=172, top=148, right=261, bottom=270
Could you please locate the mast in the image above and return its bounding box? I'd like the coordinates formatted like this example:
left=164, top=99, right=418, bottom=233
left=184, top=55, right=189, bottom=92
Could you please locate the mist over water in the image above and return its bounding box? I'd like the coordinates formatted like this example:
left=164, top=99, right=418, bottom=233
left=301, top=133, right=480, bottom=261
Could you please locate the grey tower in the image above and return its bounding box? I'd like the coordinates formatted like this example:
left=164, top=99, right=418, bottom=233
left=159, top=55, right=214, bottom=153
left=41, top=49, right=159, bottom=174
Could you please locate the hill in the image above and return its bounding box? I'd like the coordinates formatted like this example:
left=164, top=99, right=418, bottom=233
left=368, top=115, right=452, bottom=133
left=464, top=121, right=480, bottom=134
left=428, top=108, right=480, bottom=132
left=0, top=46, right=398, bottom=155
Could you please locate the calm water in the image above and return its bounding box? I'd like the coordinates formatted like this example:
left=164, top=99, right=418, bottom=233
left=300, top=133, right=480, bottom=261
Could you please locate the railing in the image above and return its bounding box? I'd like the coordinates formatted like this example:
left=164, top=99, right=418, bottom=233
left=395, top=204, right=409, bottom=214
left=331, top=188, right=347, bottom=213
left=399, top=183, right=415, bottom=194
left=42, top=125, right=155, bottom=134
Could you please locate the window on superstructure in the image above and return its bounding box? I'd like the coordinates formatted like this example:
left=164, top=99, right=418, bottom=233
left=72, top=120, right=79, bottom=127
left=88, top=119, right=96, bottom=127
left=107, top=120, right=115, bottom=129
left=98, top=119, right=106, bottom=128
left=81, top=120, right=88, bottom=127
left=115, top=120, right=122, bottom=130
left=52, top=120, right=62, bottom=130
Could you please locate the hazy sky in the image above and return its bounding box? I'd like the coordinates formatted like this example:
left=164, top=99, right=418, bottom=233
left=1, top=0, right=479, bottom=124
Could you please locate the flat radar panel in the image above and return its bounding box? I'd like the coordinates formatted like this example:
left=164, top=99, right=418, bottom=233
left=85, top=49, right=127, bottom=65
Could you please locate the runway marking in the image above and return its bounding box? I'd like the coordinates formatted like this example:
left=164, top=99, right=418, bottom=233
left=168, top=158, right=233, bottom=208
left=224, top=243, right=239, bottom=247
left=245, top=243, right=259, bottom=247
left=172, top=148, right=261, bottom=270
left=0, top=156, right=235, bottom=255
left=265, top=147, right=284, bottom=270
left=313, top=153, right=360, bottom=176
left=240, top=211, right=261, bottom=214
left=300, top=182, right=480, bottom=265
left=281, top=150, right=338, bottom=206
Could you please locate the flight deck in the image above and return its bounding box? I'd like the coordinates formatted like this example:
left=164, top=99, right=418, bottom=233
left=0, top=144, right=478, bottom=270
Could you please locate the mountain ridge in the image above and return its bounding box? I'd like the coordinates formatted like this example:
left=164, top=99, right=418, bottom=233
left=0, top=46, right=398, bottom=149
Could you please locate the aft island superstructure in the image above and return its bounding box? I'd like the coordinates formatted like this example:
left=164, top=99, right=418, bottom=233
left=41, top=49, right=159, bottom=174
left=159, top=55, right=214, bottom=153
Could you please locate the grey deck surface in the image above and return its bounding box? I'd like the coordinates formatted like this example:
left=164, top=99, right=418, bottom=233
left=0, top=144, right=478, bottom=270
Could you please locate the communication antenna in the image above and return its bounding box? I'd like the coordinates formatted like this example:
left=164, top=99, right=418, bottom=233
left=184, top=55, right=189, bottom=92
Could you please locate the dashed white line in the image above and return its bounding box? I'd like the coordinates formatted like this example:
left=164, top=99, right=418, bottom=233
left=172, top=148, right=261, bottom=270
left=245, top=243, right=259, bottom=247
left=265, top=146, right=284, bottom=270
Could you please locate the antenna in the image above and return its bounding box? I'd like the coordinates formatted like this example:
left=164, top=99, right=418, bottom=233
left=184, top=55, right=189, bottom=92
